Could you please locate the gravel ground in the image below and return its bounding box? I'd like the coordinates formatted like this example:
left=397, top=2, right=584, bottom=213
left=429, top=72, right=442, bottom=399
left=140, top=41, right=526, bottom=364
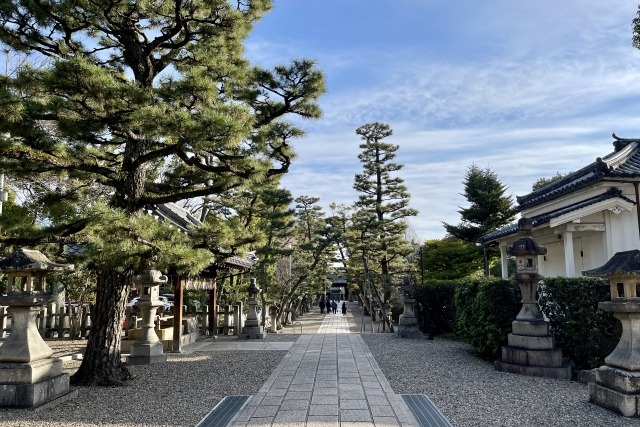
left=362, top=334, right=640, bottom=427
left=0, top=349, right=287, bottom=427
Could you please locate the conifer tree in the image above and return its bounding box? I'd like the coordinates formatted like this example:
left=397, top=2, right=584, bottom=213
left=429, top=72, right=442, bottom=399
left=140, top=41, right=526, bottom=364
left=443, top=164, right=516, bottom=244
left=351, top=122, right=417, bottom=329
left=0, top=0, right=324, bottom=385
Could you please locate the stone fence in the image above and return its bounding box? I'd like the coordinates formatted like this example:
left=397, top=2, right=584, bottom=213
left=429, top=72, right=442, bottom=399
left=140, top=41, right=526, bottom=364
left=0, top=302, right=254, bottom=342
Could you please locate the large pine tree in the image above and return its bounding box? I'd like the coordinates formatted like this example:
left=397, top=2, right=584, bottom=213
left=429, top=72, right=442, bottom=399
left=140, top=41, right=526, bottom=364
left=352, top=122, right=417, bottom=328
left=0, top=0, right=325, bottom=385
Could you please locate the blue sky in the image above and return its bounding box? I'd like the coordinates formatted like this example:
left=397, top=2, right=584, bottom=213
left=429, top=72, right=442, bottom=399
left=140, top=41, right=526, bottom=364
left=244, top=0, right=640, bottom=241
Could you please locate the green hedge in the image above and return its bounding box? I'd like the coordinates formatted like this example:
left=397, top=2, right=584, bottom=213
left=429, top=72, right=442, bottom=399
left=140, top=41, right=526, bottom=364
left=412, top=280, right=457, bottom=336
left=538, top=277, right=621, bottom=370
left=454, top=277, right=521, bottom=358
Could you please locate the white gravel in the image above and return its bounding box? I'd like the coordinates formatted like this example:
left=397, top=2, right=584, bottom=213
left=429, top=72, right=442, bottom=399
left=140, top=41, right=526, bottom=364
left=0, top=348, right=287, bottom=427
left=361, top=334, right=640, bottom=427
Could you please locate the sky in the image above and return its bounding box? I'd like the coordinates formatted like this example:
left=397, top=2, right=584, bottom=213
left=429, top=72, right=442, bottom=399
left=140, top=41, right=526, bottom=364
left=243, top=0, right=640, bottom=241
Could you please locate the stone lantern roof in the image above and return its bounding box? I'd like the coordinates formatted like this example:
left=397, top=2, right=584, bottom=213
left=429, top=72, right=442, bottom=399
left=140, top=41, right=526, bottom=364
left=583, top=250, right=640, bottom=277
left=506, top=218, right=548, bottom=257
left=0, top=248, right=74, bottom=272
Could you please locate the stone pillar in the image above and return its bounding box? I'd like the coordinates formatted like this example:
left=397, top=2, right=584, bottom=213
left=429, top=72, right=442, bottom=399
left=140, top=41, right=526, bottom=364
left=0, top=306, right=7, bottom=338
left=126, top=269, right=168, bottom=365
left=500, top=245, right=509, bottom=279
left=223, top=305, right=231, bottom=335
left=495, top=218, right=572, bottom=380
left=238, top=279, right=266, bottom=339
left=564, top=230, right=575, bottom=277
left=235, top=302, right=243, bottom=334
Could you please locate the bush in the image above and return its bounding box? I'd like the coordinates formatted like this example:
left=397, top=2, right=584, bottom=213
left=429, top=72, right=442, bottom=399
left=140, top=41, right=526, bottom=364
left=413, top=280, right=458, bottom=336
left=538, top=277, right=621, bottom=370
left=454, top=277, right=521, bottom=358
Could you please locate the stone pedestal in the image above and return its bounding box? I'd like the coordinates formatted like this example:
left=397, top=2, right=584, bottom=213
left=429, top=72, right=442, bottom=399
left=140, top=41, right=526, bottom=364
left=126, top=270, right=168, bottom=365
left=0, top=296, right=72, bottom=408
left=589, top=299, right=640, bottom=416
left=239, top=279, right=266, bottom=339
left=495, top=319, right=572, bottom=379
left=396, top=296, right=423, bottom=339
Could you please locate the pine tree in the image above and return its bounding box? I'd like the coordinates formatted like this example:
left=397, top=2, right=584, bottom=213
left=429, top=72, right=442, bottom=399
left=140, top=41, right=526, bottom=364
left=443, top=164, right=516, bottom=244
left=351, top=122, right=417, bottom=329
left=0, top=0, right=324, bottom=385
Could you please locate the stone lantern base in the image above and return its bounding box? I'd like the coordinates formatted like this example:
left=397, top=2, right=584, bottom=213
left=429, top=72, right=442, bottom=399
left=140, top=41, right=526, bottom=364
left=126, top=342, right=167, bottom=365
left=0, top=358, right=73, bottom=408
left=590, top=366, right=640, bottom=417
left=495, top=320, right=572, bottom=380
left=238, top=327, right=267, bottom=339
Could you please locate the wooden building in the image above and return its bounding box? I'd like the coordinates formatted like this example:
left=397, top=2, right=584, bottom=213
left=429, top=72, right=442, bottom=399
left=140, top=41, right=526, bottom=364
left=479, top=134, right=640, bottom=278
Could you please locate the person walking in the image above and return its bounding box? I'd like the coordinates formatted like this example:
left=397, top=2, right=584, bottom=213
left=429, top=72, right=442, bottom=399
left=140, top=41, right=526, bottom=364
left=332, top=300, right=338, bottom=314
left=325, top=299, right=331, bottom=314
left=341, top=301, right=347, bottom=316
left=320, top=299, right=325, bottom=314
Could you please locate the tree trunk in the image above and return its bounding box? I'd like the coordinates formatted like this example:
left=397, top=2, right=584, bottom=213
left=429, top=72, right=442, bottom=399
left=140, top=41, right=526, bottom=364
left=71, top=266, right=133, bottom=386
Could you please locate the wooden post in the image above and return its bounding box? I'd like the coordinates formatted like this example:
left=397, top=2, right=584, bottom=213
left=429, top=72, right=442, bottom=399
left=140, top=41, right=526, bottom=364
left=172, top=275, right=184, bottom=353
left=208, top=278, right=217, bottom=336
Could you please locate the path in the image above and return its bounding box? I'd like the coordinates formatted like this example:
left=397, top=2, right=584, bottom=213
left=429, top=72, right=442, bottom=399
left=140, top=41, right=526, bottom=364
left=230, top=334, right=416, bottom=427
left=316, top=302, right=351, bottom=334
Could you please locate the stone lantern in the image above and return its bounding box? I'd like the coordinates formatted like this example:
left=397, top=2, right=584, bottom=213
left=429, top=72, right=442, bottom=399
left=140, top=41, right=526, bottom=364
left=239, top=278, right=266, bottom=339
left=495, top=218, right=572, bottom=379
left=126, top=269, right=168, bottom=365
left=583, top=250, right=640, bottom=416
left=0, top=248, right=74, bottom=408
left=396, top=276, right=423, bottom=339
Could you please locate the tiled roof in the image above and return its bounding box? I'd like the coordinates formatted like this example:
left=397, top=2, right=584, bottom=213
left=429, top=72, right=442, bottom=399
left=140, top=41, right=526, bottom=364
left=516, top=135, right=640, bottom=210
left=144, top=202, right=202, bottom=232
left=0, top=248, right=74, bottom=271
left=479, top=187, right=634, bottom=243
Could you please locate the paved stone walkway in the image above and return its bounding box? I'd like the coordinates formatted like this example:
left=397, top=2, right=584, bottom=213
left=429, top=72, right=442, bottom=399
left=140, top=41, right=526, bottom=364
left=231, top=334, right=416, bottom=427
left=317, top=303, right=351, bottom=334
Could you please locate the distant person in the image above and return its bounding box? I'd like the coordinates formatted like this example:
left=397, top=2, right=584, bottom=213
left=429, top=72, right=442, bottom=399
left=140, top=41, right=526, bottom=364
left=325, top=299, right=331, bottom=314
left=320, top=300, right=325, bottom=314
left=332, top=300, right=337, bottom=314
left=342, top=302, right=347, bottom=316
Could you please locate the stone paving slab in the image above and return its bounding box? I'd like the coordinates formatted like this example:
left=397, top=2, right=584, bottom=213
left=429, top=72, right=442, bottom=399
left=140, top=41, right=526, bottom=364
left=231, top=334, right=417, bottom=427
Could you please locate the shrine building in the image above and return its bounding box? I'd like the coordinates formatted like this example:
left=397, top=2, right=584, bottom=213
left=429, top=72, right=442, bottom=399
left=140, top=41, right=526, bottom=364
left=479, top=134, right=640, bottom=278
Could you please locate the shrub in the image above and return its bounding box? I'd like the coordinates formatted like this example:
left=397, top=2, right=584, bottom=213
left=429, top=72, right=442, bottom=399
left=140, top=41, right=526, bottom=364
left=538, top=277, right=621, bottom=370
left=413, top=280, right=458, bottom=336
left=454, top=277, right=521, bottom=358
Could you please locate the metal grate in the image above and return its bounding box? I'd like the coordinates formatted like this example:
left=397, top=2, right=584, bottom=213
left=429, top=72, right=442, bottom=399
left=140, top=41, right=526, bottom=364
left=195, top=395, right=251, bottom=427
left=402, top=394, right=453, bottom=427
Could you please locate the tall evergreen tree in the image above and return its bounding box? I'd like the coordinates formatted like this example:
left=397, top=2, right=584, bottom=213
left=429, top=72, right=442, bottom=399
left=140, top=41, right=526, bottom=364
left=352, top=122, right=417, bottom=329
left=443, top=164, right=516, bottom=244
left=0, top=0, right=324, bottom=385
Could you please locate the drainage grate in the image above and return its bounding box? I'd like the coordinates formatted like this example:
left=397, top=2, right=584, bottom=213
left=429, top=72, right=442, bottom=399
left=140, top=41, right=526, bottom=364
left=195, top=395, right=251, bottom=427
left=402, top=394, right=453, bottom=427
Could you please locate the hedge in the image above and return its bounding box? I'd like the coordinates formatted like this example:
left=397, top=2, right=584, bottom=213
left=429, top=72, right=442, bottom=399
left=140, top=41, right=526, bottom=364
left=538, top=277, right=621, bottom=370
left=412, top=280, right=457, bottom=336
left=454, top=277, right=521, bottom=358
